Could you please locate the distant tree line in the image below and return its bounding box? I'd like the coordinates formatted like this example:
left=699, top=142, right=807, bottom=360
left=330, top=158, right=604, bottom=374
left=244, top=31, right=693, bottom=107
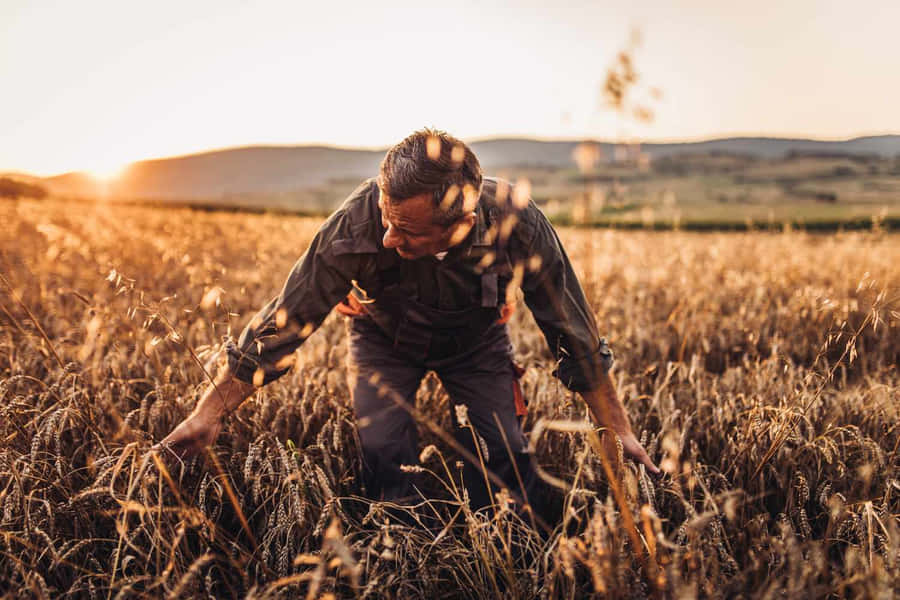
left=652, top=152, right=757, bottom=176
left=784, top=150, right=880, bottom=163
left=0, top=178, right=47, bottom=200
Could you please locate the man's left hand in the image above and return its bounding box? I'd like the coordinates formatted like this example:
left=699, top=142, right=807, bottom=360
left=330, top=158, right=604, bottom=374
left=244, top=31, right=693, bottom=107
left=616, top=430, right=661, bottom=476
left=581, top=375, right=661, bottom=477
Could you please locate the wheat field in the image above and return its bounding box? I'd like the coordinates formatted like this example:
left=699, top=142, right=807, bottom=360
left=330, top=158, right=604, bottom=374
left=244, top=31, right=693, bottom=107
left=1, top=198, right=898, bottom=599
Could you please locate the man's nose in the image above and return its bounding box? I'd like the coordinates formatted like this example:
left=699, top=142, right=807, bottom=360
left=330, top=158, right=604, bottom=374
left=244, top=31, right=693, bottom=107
left=383, top=226, right=402, bottom=249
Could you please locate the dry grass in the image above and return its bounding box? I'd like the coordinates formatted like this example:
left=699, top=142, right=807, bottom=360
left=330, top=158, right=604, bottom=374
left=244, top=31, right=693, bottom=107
left=1, top=197, right=898, bottom=599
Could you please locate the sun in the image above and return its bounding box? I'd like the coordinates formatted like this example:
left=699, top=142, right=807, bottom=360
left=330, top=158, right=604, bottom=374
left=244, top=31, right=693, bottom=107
left=84, top=157, right=130, bottom=182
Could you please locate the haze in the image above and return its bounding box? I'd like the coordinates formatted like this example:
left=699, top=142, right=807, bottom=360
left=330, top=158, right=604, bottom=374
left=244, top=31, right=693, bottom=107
left=2, top=0, right=898, bottom=177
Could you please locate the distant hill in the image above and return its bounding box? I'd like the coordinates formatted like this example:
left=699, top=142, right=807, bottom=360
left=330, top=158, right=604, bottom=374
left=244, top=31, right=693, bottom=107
left=471, top=135, right=900, bottom=167
left=642, top=135, right=900, bottom=160
left=6, top=135, right=898, bottom=202
left=112, top=146, right=385, bottom=200
left=45, top=172, right=111, bottom=197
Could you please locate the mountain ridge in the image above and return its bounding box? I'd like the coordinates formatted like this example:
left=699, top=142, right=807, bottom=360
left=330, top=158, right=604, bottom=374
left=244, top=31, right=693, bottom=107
left=5, top=134, right=898, bottom=201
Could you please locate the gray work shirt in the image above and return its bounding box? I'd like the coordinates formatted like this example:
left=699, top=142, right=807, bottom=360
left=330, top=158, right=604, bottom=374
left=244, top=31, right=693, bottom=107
left=225, top=177, right=614, bottom=391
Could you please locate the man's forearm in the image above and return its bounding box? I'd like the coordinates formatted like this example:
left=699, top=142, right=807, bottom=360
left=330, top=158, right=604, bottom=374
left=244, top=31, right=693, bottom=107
left=579, top=370, right=661, bottom=474
left=192, top=370, right=256, bottom=419
left=579, top=370, right=634, bottom=437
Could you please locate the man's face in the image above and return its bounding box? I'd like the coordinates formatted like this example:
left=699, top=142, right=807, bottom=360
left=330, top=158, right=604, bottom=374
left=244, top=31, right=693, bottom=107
left=378, top=191, right=473, bottom=260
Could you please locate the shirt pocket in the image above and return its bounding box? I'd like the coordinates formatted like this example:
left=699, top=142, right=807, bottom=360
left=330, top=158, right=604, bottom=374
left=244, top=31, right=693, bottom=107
left=330, top=224, right=379, bottom=298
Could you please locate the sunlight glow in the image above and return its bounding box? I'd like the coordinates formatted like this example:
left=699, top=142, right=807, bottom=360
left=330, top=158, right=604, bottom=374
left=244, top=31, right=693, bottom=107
left=85, top=158, right=130, bottom=183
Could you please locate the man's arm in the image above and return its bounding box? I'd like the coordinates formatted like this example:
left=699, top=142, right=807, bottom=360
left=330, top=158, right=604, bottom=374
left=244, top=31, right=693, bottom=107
left=223, top=207, right=367, bottom=386
left=153, top=180, right=377, bottom=457
left=515, top=198, right=659, bottom=473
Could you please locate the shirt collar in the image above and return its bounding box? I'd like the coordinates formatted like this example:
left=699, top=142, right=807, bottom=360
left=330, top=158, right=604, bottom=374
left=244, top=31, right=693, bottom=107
left=470, top=195, right=492, bottom=248
left=447, top=189, right=493, bottom=262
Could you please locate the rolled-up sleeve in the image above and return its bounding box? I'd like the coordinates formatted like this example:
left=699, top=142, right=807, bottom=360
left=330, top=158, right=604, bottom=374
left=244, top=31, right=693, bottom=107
left=225, top=204, right=368, bottom=386
left=518, top=203, right=614, bottom=392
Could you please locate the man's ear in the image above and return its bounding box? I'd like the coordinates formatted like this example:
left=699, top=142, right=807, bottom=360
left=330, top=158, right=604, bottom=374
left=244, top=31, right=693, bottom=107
left=447, top=212, right=476, bottom=247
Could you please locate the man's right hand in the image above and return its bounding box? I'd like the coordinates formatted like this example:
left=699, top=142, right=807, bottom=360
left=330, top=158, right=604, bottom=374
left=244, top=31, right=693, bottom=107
left=335, top=292, right=367, bottom=317
left=151, top=409, right=220, bottom=459
left=151, top=371, right=254, bottom=460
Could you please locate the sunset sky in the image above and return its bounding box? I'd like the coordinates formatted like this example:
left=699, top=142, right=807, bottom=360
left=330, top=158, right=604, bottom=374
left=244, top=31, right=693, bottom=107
left=2, top=0, right=898, bottom=177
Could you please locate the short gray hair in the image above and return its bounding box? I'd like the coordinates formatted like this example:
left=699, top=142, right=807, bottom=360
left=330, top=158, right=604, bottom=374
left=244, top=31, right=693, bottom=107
left=378, top=128, right=483, bottom=226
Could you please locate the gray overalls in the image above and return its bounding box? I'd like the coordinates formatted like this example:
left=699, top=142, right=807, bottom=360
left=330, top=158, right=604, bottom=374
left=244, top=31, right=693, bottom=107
left=344, top=219, right=543, bottom=517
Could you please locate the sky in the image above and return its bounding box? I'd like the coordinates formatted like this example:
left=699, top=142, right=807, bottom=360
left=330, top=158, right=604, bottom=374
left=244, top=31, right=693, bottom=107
left=2, top=0, right=899, bottom=177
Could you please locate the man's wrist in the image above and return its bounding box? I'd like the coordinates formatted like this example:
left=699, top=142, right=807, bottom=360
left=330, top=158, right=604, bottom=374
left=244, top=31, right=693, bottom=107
left=581, top=383, right=633, bottom=436
left=193, top=396, right=226, bottom=420
left=194, top=372, right=252, bottom=419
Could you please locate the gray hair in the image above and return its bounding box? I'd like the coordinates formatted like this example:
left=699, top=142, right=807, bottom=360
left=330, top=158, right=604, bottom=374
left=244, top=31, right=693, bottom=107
left=378, top=128, right=483, bottom=226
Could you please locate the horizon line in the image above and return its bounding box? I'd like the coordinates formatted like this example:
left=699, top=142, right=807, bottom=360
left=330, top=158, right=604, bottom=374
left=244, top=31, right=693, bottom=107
left=5, top=129, right=898, bottom=179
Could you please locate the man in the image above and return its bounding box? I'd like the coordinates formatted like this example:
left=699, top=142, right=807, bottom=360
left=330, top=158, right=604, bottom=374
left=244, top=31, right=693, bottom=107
left=155, top=129, right=659, bottom=524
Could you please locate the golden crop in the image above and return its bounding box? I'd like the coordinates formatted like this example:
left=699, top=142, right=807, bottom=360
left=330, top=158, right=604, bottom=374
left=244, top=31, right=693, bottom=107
left=1, top=198, right=898, bottom=598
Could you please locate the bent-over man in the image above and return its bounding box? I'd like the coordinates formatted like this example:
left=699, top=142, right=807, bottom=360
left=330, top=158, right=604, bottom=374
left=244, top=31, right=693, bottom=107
left=155, top=129, right=659, bottom=524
